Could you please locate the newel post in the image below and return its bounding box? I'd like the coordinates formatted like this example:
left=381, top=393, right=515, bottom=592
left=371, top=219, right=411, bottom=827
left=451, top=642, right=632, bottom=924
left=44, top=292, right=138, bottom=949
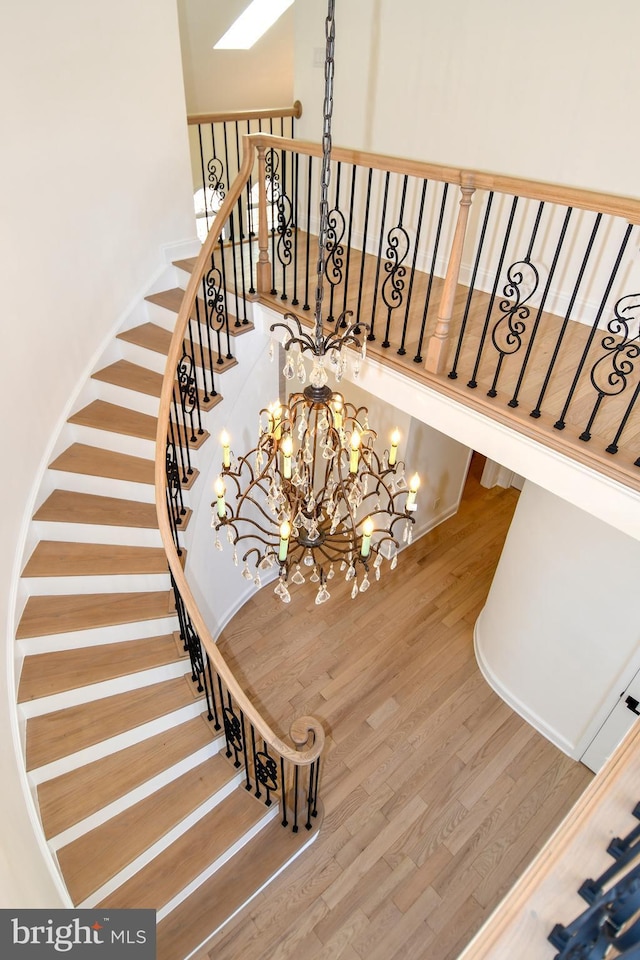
left=256, top=144, right=272, bottom=296
left=425, top=176, right=475, bottom=374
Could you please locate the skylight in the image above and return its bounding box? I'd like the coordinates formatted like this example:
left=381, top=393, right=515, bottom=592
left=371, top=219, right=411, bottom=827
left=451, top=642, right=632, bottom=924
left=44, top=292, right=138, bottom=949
left=214, top=0, right=294, bottom=50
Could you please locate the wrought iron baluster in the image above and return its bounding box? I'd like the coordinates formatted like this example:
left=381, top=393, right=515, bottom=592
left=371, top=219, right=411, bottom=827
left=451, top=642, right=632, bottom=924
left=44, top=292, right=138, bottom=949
left=176, top=341, right=201, bottom=444
left=276, top=149, right=293, bottom=301
left=368, top=170, right=390, bottom=341
left=196, top=125, right=209, bottom=234
left=292, top=151, right=300, bottom=306
left=255, top=739, right=278, bottom=807
left=267, top=147, right=279, bottom=294
left=324, top=160, right=345, bottom=323
left=222, top=693, right=243, bottom=768
left=467, top=195, right=519, bottom=389
left=234, top=122, right=249, bottom=322
left=207, top=661, right=221, bottom=731
left=578, top=290, right=640, bottom=444
left=339, top=163, right=357, bottom=325
left=292, top=764, right=299, bottom=833
left=509, top=206, right=573, bottom=408
left=381, top=175, right=410, bottom=349
left=204, top=257, right=230, bottom=365
left=449, top=191, right=495, bottom=379
left=530, top=212, right=602, bottom=418
left=246, top=120, right=256, bottom=295
left=241, top=714, right=251, bottom=791
left=486, top=201, right=544, bottom=398
left=223, top=122, right=242, bottom=330
left=398, top=178, right=428, bottom=357
left=169, top=392, right=191, bottom=482
left=191, top=298, right=211, bottom=402
left=165, top=440, right=185, bottom=553
left=303, top=156, right=313, bottom=311
left=280, top=757, right=288, bottom=827
left=356, top=168, right=374, bottom=334
left=554, top=223, right=633, bottom=431
left=414, top=182, right=449, bottom=363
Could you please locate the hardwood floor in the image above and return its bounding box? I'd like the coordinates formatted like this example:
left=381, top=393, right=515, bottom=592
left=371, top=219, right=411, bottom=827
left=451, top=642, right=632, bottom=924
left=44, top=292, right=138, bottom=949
left=206, top=457, right=593, bottom=960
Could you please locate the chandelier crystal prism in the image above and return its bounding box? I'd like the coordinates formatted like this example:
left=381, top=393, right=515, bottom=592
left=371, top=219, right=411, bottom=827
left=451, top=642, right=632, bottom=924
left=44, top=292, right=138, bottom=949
left=211, top=0, right=420, bottom=605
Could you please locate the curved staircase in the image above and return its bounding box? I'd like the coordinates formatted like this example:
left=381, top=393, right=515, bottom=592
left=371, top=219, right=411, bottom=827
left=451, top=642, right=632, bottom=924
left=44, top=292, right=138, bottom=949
left=14, top=259, right=319, bottom=960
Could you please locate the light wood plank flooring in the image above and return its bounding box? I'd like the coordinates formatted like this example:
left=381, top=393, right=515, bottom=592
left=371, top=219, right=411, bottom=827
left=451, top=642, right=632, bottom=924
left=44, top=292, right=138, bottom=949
left=205, top=456, right=592, bottom=960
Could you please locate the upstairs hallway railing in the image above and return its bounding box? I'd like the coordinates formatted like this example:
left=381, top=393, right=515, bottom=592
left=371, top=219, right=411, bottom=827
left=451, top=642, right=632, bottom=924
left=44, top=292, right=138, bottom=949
left=229, top=133, right=640, bottom=493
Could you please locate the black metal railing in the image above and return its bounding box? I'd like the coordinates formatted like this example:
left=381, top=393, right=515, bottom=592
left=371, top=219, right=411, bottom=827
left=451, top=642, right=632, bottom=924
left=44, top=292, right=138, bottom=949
left=549, top=800, right=640, bottom=958
left=169, top=570, right=320, bottom=833
left=156, top=167, right=325, bottom=839
left=241, top=135, right=640, bottom=484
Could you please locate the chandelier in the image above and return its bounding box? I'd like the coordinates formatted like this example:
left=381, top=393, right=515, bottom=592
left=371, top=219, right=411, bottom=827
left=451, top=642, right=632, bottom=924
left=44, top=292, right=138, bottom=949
left=211, top=0, right=420, bottom=605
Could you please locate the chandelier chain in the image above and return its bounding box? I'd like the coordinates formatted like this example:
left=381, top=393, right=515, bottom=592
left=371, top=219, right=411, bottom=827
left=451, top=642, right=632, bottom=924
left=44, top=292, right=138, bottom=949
left=313, top=0, right=336, bottom=349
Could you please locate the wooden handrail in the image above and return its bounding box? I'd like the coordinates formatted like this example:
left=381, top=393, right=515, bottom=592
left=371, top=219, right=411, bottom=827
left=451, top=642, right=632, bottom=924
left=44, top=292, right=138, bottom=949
left=187, top=101, right=302, bottom=127
left=154, top=132, right=324, bottom=767
left=244, top=133, right=640, bottom=223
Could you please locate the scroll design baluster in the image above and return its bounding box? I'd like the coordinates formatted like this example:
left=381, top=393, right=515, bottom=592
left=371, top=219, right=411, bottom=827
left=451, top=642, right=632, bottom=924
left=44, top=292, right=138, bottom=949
left=176, top=346, right=202, bottom=444
left=381, top=225, right=410, bottom=352
left=276, top=187, right=294, bottom=301
left=207, top=156, right=225, bottom=220
left=205, top=260, right=230, bottom=364
left=487, top=259, right=540, bottom=398
left=579, top=293, right=640, bottom=444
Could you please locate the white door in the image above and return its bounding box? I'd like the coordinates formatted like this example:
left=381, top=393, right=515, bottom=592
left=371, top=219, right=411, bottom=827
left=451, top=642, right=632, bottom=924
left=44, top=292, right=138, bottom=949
left=581, top=669, right=640, bottom=772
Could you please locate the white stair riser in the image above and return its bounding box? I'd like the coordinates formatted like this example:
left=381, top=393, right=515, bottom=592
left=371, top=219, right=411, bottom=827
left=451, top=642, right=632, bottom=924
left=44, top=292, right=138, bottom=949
left=43, top=469, right=155, bottom=504
left=31, top=520, right=162, bottom=548
left=17, top=615, right=178, bottom=658
left=156, top=805, right=280, bottom=922
left=81, top=801, right=278, bottom=912
left=67, top=423, right=157, bottom=460
left=18, top=571, right=171, bottom=599
left=19, top=661, right=194, bottom=720
left=50, top=737, right=231, bottom=852
left=91, top=379, right=160, bottom=419
left=27, top=700, right=208, bottom=786
left=117, top=339, right=169, bottom=376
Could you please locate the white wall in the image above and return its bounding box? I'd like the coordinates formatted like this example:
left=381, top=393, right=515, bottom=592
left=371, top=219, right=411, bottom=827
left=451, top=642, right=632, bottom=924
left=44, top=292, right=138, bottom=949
left=178, top=0, right=294, bottom=113
left=475, top=482, right=640, bottom=759
left=295, top=0, right=640, bottom=199
left=0, top=0, right=195, bottom=907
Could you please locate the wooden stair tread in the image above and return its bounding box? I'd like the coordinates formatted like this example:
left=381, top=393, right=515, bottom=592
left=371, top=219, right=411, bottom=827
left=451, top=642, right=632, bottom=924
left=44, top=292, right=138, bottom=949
left=37, top=716, right=215, bottom=839
left=19, top=633, right=183, bottom=702
left=26, top=675, right=201, bottom=770
left=50, top=443, right=155, bottom=484
left=98, top=787, right=267, bottom=910
left=32, top=489, right=186, bottom=530
left=92, top=360, right=221, bottom=412
left=157, top=813, right=319, bottom=960
left=150, top=281, right=254, bottom=336
left=59, top=755, right=236, bottom=904
left=22, top=541, right=168, bottom=578
left=118, top=322, right=237, bottom=372
left=69, top=399, right=209, bottom=448
left=16, top=590, right=174, bottom=640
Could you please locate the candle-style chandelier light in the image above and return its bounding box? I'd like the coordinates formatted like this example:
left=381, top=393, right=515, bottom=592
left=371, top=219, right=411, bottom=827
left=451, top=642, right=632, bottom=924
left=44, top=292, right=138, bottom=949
left=211, top=0, right=420, bottom=605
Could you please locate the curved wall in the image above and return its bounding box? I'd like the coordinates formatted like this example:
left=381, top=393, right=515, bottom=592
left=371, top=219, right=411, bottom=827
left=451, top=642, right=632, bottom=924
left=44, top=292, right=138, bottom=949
left=2, top=0, right=194, bottom=907
left=476, top=482, right=640, bottom=759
